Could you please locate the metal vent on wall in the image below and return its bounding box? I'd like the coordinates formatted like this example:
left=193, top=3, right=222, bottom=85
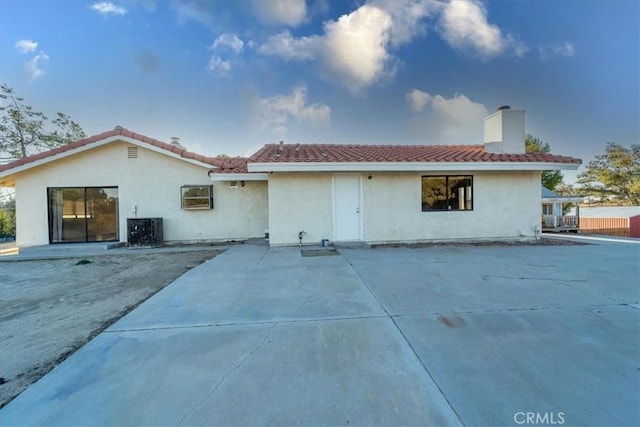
left=128, top=146, right=138, bottom=159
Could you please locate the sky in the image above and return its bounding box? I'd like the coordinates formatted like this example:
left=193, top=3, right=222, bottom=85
left=0, top=0, right=638, bottom=184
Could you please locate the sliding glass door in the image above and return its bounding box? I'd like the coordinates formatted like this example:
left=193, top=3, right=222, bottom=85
left=48, top=187, right=119, bottom=243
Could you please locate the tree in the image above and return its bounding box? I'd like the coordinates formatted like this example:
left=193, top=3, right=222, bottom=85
left=525, top=134, right=564, bottom=190
left=0, top=84, right=85, bottom=161
left=554, top=183, right=576, bottom=196
left=577, top=143, right=640, bottom=205
left=0, top=195, right=16, bottom=238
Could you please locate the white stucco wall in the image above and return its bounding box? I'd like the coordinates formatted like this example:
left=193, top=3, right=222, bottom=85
left=13, top=141, right=268, bottom=246
left=267, top=173, right=333, bottom=246
left=363, top=171, right=541, bottom=243
left=267, top=170, right=541, bottom=245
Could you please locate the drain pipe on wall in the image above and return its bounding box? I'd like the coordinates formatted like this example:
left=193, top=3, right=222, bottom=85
left=298, top=231, right=306, bottom=247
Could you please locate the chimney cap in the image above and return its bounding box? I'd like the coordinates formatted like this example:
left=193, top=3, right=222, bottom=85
left=497, top=105, right=511, bottom=111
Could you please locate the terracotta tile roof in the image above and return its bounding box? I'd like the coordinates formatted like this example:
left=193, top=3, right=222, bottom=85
left=0, top=127, right=245, bottom=173
left=249, top=143, right=582, bottom=164
left=208, top=157, right=249, bottom=174
left=1, top=131, right=581, bottom=178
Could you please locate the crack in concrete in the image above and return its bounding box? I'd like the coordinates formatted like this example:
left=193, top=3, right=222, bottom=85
left=106, top=315, right=388, bottom=333
left=175, top=322, right=277, bottom=427
left=480, top=274, right=588, bottom=282
left=391, top=302, right=634, bottom=319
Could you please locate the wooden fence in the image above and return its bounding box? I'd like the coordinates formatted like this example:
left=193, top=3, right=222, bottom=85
left=630, top=215, right=640, bottom=238
left=579, top=217, right=630, bottom=237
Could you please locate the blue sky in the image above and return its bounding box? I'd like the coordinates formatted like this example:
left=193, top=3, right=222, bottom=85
left=1, top=0, right=638, bottom=184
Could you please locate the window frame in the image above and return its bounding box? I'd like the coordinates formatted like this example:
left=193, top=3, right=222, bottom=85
left=421, top=175, right=474, bottom=212
left=181, top=185, right=214, bottom=210
left=47, top=186, right=119, bottom=243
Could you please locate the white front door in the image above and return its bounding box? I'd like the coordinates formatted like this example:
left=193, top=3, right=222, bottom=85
left=333, top=174, right=362, bottom=242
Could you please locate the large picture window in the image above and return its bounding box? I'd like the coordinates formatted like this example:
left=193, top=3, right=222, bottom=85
left=181, top=185, right=213, bottom=210
left=48, top=187, right=119, bottom=243
left=422, top=175, right=473, bottom=211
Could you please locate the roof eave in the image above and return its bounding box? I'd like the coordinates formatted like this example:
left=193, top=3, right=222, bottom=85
left=246, top=161, right=582, bottom=173
left=208, top=173, right=268, bottom=181
left=542, top=197, right=584, bottom=203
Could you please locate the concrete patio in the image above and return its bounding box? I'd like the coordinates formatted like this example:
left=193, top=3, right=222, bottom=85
left=1, top=239, right=638, bottom=426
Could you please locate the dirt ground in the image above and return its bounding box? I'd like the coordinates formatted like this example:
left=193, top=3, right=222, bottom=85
left=0, top=249, right=222, bottom=408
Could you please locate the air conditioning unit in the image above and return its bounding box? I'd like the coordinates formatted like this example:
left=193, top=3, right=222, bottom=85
left=127, top=218, right=163, bottom=247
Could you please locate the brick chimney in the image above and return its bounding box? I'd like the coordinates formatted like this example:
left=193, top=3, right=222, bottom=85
left=483, top=106, right=526, bottom=154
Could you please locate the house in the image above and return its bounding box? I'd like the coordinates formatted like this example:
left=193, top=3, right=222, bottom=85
left=0, top=107, right=581, bottom=247
left=541, top=187, right=583, bottom=233
left=0, top=130, right=268, bottom=247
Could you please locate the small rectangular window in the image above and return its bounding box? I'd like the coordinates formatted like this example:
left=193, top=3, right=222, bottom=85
left=422, top=175, right=473, bottom=211
left=181, top=185, right=213, bottom=210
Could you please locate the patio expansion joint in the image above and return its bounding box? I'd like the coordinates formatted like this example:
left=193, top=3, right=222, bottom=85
left=342, top=254, right=466, bottom=427
left=256, top=245, right=271, bottom=263
left=175, top=321, right=278, bottom=427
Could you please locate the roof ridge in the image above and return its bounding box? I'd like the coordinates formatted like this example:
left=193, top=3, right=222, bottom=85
left=260, top=143, right=485, bottom=147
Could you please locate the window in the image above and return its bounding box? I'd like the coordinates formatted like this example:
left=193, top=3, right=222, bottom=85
left=422, top=175, right=473, bottom=211
left=48, top=187, right=119, bottom=243
left=181, top=185, right=213, bottom=210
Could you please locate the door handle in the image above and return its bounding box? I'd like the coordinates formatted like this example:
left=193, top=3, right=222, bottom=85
left=355, top=207, right=360, bottom=214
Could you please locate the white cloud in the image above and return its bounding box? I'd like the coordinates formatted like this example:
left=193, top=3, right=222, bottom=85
left=172, top=0, right=214, bottom=28
left=257, top=30, right=318, bottom=60
left=15, top=39, right=38, bottom=53
left=438, top=0, right=526, bottom=60
left=207, top=56, right=232, bottom=76
left=258, top=5, right=396, bottom=92
left=406, top=88, right=431, bottom=112
left=406, top=89, right=489, bottom=143
left=258, top=0, right=526, bottom=91
left=370, top=0, right=438, bottom=46
left=254, top=85, right=331, bottom=137
left=90, top=2, right=128, bottom=16
left=320, top=5, right=394, bottom=91
left=208, top=34, right=244, bottom=77
left=539, top=42, right=576, bottom=60
left=253, top=0, right=307, bottom=27
left=26, top=52, right=50, bottom=80
left=211, top=33, right=244, bottom=54
left=256, top=1, right=440, bottom=92
left=426, top=93, right=489, bottom=123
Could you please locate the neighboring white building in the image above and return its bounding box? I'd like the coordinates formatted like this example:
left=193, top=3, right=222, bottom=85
left=0, top=107, right=581, bottom=247
left=541, top=187, right=583, bottom=233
